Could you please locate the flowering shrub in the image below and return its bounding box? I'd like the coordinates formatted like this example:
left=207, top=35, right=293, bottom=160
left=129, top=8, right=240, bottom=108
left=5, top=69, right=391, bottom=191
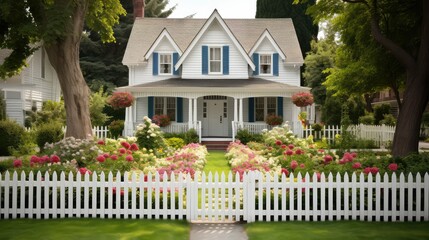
left=152, top=114, right=171, bottom=127
left=107, top=92, right=134, bottom=109
left=265, top=114, right=283, bottom=126
left=292, top=92, right=314, bottom=107
left=135, top=116, right=170, bottom=157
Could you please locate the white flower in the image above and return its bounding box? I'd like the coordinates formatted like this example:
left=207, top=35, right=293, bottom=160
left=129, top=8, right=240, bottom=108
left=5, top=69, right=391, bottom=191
left=150, top=133, right=156, bottom=137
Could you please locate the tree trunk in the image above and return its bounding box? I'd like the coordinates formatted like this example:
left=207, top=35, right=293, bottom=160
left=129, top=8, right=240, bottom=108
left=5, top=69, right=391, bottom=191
left=44, top=2, right=93, bottom=139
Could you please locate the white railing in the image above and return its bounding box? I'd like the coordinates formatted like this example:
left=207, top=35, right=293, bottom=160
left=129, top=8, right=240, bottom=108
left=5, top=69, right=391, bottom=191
left=26, top=126, right=111, bottom=139
left=160, top=123, right=189, bottom=133
left=1, top=171, right=428, bottom=222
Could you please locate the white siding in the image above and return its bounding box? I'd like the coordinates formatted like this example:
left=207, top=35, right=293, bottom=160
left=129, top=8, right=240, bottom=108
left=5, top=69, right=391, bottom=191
left=5, top=91, right=24, bottom=125
left=135, top=97, right=148, bottom=124
left=181, top=20, right=249, bottom=79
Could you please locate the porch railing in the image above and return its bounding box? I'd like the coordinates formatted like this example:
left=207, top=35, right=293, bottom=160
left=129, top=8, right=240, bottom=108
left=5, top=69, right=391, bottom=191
left=160, top=123, right=189, bottom=133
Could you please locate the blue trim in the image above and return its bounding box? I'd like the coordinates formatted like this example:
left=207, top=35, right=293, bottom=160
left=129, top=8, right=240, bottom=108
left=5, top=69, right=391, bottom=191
left=148, top=97, right=154, bottom=119
left=173, top=52, right=179, bottom=75
left=222, top=45, right=229, bottom=75
left=177, top=97, right=183, bottom=123
left=273, top=53, right=279, bottom=76
left=152, top=52, right=158, bottom=76
left=252, top=53, right=259, bottom=75
left=277, top=97, right=283, bottom=117
left=248, top=98, right=255, bottom=122
left=202, top=46, right=208, bottom=75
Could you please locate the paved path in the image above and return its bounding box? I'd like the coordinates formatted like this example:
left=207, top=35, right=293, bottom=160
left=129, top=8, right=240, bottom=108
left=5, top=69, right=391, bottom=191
left=190, top=222, right=248, bottom=240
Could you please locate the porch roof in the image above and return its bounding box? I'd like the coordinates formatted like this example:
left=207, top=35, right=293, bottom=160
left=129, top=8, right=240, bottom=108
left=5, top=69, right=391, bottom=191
left=117, top=78, right=310, bottom=98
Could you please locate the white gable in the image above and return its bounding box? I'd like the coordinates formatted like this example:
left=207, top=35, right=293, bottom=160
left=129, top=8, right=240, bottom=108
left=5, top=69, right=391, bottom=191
left=144, top=29, right=182, bottom=60
left=249, top=30, right=286, bottom=60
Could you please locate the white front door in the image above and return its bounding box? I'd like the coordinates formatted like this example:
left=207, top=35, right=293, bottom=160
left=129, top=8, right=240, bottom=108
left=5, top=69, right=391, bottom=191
left=203, top=100, right=229, bottom=137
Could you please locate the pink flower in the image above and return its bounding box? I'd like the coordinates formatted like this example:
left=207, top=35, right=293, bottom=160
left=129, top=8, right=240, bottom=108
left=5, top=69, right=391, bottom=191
left=299, top=163, right=305, bottom=169
left=342, top=152, right=354, bottom=162
left=295, top=149, right=304, bottom=155
left=30, top=155, right=39, bottom=164
left=125, top=155, right=134, bottom=162
left=40, top=155, right=49, bottom=164
left=119, top=148, right=126, bottom=154
left=281, top=144, right=287, bottom=149
left=275, top=140, right=282, bottom=146
left=324, top=155, right=333, bottom=164
left=96, top=155, right=106, bottom=163
left=121, top=141, right=131, bottom=149
left=79, top=168, right=91, bottom=175
left=50, top=155, right=61, bottom=163
left=339, top=159, right=346, bottom=165
left=288, top=144, right=295, bottom=150
left=363, top=167, right=371, bottom=174
left=110, top=154, right=118, bottom=160
left=370, top=167, right=379, bottom=174
left=130, top=143, right=139, bottom=151
left=13, top=159, right=22, bottom=168
left=352, top=162, right=362, bottom=169
left=315, top=172, right=321, bottom=181
left=291, top=160, right=298, bottom=170
left=351, top=152, right=358, bottom=158
left=97, top=140, right=105, bottom=145
left=281, top=168, right=289, bottom=176
left=388, top=163, right=398, bottom=171
left=284, top=150, right=294, bottom=156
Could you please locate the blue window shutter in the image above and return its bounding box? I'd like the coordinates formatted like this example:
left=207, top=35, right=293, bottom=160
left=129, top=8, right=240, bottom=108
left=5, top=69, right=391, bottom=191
left=173, top=52, right=179, bottom=75
left=223, top=45, right=229, bottom=75
left=248, top=97, right=255, bottom=122
left=176, top=97, right=183, bottom=123
left=277, top=97, right=283, bottom=117
left=152, top=52, right=158, bottom=76
left=252, top=53, right=259, bottom=76
left=148, top=97, right=154, bottom=119
left=273, top=53, right=279, bottom=76
left=202, top=46, right=208, bottom=75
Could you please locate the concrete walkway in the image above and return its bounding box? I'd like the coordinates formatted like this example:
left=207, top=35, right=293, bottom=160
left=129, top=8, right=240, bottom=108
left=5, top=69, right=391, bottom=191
left=190, top=222, right=248, bottom=240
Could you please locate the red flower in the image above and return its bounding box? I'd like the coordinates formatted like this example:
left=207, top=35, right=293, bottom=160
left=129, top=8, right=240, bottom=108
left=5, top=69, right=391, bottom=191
left=339, top=159, right=346, bottom=165
left=351, top=152, right=358, bottom=158
left=121, top=141, right=131, bottom=149
left=299, top=163, right=305, bottom=169
left=50, top=155, right=61, bottom=163
left=363, top=167, right=371, bottom=174
left=130, top=143, right=139, bottom=151
left=295, top=149, right=304, bottom=155
left=275, top=140, right=282, bottom=146
left=30, top=155, right=39, bottom=164
left=370, top=167, right=379, bottom=174
left=13, top=159, right=22, bottom=168
left=281, top=144, right=287, bottom=149
left=79, top=168, right=92, bottom=175
left=96, top=155, right=106, bottom=163
left=125, top=155, right=134, bottom=162
left=324, top=155, right=333, bottom=164
left=281, top=168, right=289, bottom=176
left=388, top=163, right=398, bottom=171
left=284, top=150, right=294, bottom=156
left=107, top=92, right=134, bottom=109
left=288, top=144, right=295, bottom=150
left=40, top=155, right=49, bottom=164
left=103, top=153, right=110, bottom=158
left=97, top=140, right=105, bottom=145
left=342, top=152, right=354, bottom=162
left=292, top=92, right=314, bottom=107
left=119, top=148, right=126, bottom=154
left=110, top=155, right=118, bottom=161
left=291, top=160, right=298, bottom=170
left=352, top=162, right=362, bottom=169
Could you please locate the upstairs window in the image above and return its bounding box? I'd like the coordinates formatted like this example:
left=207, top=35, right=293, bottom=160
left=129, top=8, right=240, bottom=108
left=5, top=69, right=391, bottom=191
left=209, top=47, right=222, bottom=74
left=260, top=54, right=272, bottom=75
left=159, top=53, right=172, bottom=74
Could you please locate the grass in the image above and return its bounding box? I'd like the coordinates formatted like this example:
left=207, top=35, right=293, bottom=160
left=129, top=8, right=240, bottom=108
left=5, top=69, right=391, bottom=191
left=203, top=150, right=231, bottom=175
left=0, top=219, right=189, bottom=240
left=246, top=221, right=429, bottom=240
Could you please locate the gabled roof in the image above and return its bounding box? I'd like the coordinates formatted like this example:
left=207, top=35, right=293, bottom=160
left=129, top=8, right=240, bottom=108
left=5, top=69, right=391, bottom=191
left=174, top=10, right=255, bottom=71
left=123, top=13, right=303, bottom=66
left=249, top=29, right=287, bottom=60
left=144, top=28, right=182, bottom=60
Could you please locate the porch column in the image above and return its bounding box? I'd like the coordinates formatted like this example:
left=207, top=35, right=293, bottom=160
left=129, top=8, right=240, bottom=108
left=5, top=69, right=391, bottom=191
left=188, top=98, right=193, bottom=129
left=193, top=98, right=198, bottom=125
left=125, top=106, right=134, bottom=136
left=239, top=98, right=243, bottom=127
left=234, top=98, right=238, bottom=122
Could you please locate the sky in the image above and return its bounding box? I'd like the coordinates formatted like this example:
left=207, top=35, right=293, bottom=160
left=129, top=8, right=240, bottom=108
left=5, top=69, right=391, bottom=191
left=167, top=0, right=257, bottom=19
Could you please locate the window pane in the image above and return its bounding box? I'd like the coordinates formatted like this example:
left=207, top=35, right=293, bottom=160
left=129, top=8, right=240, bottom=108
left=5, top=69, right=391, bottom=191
left=210, top=61, right=220, bottom=72
left=160, top=54, right=172, bottom=74
left=210, top=47, right=221, bottom=60
left=255, top=97, right=264, bottom=121
left=260, top=54, right=271, bottom=74
left=154, top=97, right=164, bottom=116
left=166, top=97, right=176, bottom=121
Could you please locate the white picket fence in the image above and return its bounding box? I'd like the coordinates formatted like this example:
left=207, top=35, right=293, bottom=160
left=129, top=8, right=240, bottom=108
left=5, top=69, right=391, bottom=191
left=1, top=171, right=428, bottom=222
left=26, top=126, right=111, bottom=139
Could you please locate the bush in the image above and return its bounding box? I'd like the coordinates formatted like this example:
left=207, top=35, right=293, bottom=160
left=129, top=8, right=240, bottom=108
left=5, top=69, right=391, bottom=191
left=235, top=129, right=263, bottom=145
left=135, top=116, right=168, bottom=156
left=265, top=115, right=283, bottom=126
left=9, top=130, right=38, bottom=156
left=311, top=123, right=323, bottom=132
left=380, top=114, right=396, bottom=126
left=374, top=104, right=391, bottom=125
left=359, top=114, right=375, bottom=125
left=109, top=120, right=124, bottom=138
left=153, top=114, right=171, bottom=127
left=35, top=122, right=64, bottom=150
left=166, top=137, right=185, bottom=149
left=0, top=119, right=25, bottom=156
left=396, top=153, right=429, bottom=175
left=184, top=129, right=199, bottom=144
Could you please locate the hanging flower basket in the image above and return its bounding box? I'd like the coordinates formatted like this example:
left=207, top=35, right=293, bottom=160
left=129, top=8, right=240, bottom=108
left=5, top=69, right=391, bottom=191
left=292, top=92, right=314, bottom=107
left=107, top=92, right=135, bottom=109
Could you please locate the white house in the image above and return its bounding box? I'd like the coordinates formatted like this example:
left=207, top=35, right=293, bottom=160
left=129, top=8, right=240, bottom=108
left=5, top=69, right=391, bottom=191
left=0, top=48, right=61, bottom=125
left=120, top=7, right=313, bottom=140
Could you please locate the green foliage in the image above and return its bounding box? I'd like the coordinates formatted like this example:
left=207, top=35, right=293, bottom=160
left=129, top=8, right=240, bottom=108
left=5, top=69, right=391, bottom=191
left=35, top=122, right=64, bottom=150
left=395, top=153, right=429, bottom=176
left=359, top=114, right=375, bottom=125
left=0, top=91, right=5, bottom=120
left=184, top=129, right=199, bottom=144
left=8, top=130, right=38, bottom=157
left=321, top=95, right=342, bottom=125
left=380, top=114, right=396, bottom=126
left=166, top=137, right=185, bottom=150
left=374, top=104, right=391, bottom=125
left=235, top=129, right=263, bottom=145
left=25, top=100, right=66, bottom=128
left=0, top=119, right=25, bottom=156
left=135, top=117, right=168, bottom=156
left=108, top=120, right=124, bottom=138
left=90, top=88, right=111, bottom=126
left=311, top=123, right=323, bottom=132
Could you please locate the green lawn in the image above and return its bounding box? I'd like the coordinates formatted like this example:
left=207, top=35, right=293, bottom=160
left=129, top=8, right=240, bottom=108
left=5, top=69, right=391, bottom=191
left=246, top=221, right=429, bottom=240
left=0, top=219, right=189, bottom=240
left=204, top=150, right=231, bottom=175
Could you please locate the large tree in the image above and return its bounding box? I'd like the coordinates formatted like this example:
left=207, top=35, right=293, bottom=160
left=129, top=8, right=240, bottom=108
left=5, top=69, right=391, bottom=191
left=0, top=1, right=125, bottom=138
left=302, top=0, right=428, bottom=157
left=256, top=0, right=318, bottom=56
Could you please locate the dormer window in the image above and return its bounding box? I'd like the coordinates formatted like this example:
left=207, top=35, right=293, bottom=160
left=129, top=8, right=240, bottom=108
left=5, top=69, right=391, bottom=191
left=260, top=54, right=272, bottom=75
left=209, top=47, right=222, bottom=74
left=159, top=53, right=172, bottom=74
